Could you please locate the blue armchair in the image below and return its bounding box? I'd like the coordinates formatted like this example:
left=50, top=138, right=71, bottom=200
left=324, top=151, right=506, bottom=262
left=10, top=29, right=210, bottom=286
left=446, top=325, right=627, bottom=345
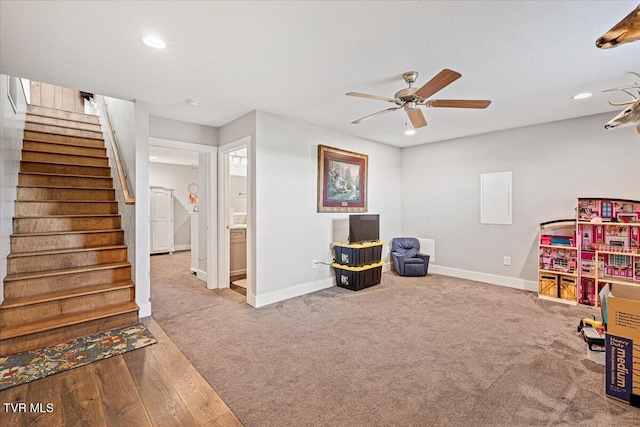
left=392, top=237, right=430, bottom=276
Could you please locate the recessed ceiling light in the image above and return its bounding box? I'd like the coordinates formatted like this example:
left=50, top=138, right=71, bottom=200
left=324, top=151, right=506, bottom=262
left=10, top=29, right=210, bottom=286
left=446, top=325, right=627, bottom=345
left=150, top=156, right=158, bottom=160
left=572, top=92, right=593, bottom=100
left=404, top=129, right=416, bottom=135
left=143, top=36, right=166, bottom=49
left=187, top=99, right=200, bottom=107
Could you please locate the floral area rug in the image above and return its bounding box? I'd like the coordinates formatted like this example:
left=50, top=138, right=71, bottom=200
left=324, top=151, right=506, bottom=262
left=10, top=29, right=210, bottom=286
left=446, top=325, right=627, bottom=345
left=0, top=323, right=156, bottom=391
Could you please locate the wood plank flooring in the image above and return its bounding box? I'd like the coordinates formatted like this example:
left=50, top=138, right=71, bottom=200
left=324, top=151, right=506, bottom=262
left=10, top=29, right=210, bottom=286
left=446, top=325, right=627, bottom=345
left=0, top=319, right=242, bottom=426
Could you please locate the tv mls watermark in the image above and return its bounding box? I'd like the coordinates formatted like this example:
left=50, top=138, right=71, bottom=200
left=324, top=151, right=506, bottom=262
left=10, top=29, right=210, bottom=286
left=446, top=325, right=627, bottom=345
left=3, top=402, right=54, bottom=413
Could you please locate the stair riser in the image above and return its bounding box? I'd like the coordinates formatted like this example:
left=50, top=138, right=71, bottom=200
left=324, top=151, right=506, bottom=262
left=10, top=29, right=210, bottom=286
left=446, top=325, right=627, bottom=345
left=23, top=130, right=104, bottom=149
left=24, top=122, right=103, bottom=140
left=27, top=105, right=101, bottom=125
left=26, top=114, right=102, bottom=133
left=23, top=140, right=106, bottom=157
left=13, top=216, right=121, bottom=233
left=17, top=187, right=115, bottom=201
left=11, top=230, right=124, bottom=253
left=4, top=265, right=132, bottom=299
left=15, top=202, right=118, bottom=216
left=20, top=161, right=111, bottom=177
left=19, top=173, right=113, bottom=189
left=8, top=248, right=128, bottom=275
left=0, top=288, right=134, bottom=328
left=0, top=311, right=138, bottom=356
left=22, top=151, right=109, bottom=167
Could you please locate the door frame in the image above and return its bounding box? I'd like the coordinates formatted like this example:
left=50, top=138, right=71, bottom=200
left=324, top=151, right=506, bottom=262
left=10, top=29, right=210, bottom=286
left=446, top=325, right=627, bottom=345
left=148, top=137, right=218, bottom=289
left=217, top=136, right=252, bottom=295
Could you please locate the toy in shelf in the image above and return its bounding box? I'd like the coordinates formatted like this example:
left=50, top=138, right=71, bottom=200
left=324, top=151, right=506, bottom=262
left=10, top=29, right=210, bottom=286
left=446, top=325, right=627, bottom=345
left=538, top=219, right=577, bottom=304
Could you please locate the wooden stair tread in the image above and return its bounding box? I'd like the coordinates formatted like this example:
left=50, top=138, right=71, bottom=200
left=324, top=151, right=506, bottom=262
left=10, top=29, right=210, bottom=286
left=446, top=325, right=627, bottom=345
left=0, top=281, right=135, bottom=310
left=4, top=262, right=131, bottom=282
left=19, top=171, right=111, bottom=180
left=11, top=229, right=124, bottom=238
left=16, top=200, right=117, bottom=203
left=27, top=105, right=100, bottom=124
left=0, top=302, right=139, bottom=340
left=22, top=149, right=106, bottom=159
left=21, top=160, right=110, bottom=170
left=17, top=185, right=114, bottom=190
left=13, top=214, right=120, bottom=219
left=24, top=123, right=104, bottom=140
left=8, top=244, right=126, bottom=259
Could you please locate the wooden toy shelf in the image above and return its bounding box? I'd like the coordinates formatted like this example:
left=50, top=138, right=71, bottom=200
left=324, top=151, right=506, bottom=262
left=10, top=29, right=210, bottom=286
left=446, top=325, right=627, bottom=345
left=539, top=198, right=640, bottom=307
left=538, top=219, right=578, bottom=305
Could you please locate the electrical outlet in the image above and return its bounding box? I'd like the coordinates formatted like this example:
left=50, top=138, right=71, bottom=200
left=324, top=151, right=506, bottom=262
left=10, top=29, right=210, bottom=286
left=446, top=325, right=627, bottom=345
left=504, top=256, right=511, bottom=266
left=312, top=260, right=318, bottom=269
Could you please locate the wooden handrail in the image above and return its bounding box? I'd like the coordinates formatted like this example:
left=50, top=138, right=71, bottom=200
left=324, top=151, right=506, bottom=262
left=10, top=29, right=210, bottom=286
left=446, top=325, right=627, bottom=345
left=96, top=95, right=135, bottom=204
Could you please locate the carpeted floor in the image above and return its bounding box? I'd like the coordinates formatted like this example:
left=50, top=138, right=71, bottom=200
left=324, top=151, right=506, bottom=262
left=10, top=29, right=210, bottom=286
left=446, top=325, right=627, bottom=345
left=150, top=252, right=640, bottom=426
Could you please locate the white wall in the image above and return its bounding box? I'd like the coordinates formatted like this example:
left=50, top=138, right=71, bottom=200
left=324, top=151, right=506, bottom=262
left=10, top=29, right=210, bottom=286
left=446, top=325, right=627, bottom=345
left=401, top=112, right=640, bottom=291
left=0, top=75, right=27, bottom=303
left=149, top=162, right=199, bottom=250
left=150, top=115, right=219, bottom=146
left=99, top=96, right=136, bottom=275
left=134, top=101, right=151, bottom=317
left=253, top=111, right=402, bottom=306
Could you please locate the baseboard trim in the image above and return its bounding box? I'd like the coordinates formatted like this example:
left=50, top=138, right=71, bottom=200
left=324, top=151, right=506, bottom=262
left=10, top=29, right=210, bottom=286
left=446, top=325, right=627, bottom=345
left=254, top=277, right=334, bottom=308
left=189, top=268, right=207, bottom=282
left=137, top=301, right=152, bottom=318
left=429, top=264, right=537, bottom=292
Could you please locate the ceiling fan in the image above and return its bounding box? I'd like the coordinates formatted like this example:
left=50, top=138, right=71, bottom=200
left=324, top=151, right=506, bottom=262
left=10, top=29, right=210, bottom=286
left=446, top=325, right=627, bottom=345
left=346, top=69, right=491, bottom=129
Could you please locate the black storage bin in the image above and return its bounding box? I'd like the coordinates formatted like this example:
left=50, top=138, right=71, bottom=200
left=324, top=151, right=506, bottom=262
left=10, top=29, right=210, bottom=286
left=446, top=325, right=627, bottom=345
left=332, top=261, right=384, bottom=291
left=333, top=241, right=383, bottom=267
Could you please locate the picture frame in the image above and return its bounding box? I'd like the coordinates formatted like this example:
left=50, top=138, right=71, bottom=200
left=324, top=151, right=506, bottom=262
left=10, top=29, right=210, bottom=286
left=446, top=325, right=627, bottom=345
left=317, top=145, right=368, bottom=213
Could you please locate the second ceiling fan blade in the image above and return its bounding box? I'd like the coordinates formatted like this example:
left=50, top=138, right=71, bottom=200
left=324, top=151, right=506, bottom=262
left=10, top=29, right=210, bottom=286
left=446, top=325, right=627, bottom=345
left=429, top=99, right=491, bottom=109
left=345, top=92, right=398, bottom=103
left=407, top=109, right=427, bottom=128
left=352, top=107, right=401, bottom=124
left=415, top=69, right=462, bottom=100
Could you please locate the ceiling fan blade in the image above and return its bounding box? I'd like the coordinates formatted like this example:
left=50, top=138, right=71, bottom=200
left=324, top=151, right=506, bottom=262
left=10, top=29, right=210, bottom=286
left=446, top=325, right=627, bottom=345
left=346, top=92, right=397, bottom=103
left=407, top=108, right=427, bottom=128
left=414, top=69, right=462, bottom=100
left=429, top=99, right=491, bottom=109
left=351, top=107, right=401, bottom=124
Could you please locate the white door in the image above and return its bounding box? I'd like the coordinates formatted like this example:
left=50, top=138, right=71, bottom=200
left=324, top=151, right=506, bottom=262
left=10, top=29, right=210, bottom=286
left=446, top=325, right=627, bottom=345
left=150, top=187, right=174, bottom=253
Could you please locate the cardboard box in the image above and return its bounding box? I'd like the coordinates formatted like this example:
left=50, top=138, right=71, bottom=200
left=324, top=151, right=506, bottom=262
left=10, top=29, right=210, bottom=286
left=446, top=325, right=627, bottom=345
left=605, top=283, right=640, bottom=407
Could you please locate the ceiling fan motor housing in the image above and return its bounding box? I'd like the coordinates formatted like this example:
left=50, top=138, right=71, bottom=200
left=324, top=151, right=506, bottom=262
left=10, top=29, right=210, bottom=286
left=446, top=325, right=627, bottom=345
left=394, top=87, right=419, bottom=103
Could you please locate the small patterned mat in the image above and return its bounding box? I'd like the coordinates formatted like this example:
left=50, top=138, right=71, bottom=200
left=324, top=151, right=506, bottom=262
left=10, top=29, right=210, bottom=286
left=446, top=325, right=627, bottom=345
left=0, top=323, right=156, bottom=391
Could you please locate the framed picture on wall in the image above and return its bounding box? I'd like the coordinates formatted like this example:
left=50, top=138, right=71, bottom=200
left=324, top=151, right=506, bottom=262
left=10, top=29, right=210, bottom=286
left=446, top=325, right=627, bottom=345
left=317, top=145, right=368, bottom=213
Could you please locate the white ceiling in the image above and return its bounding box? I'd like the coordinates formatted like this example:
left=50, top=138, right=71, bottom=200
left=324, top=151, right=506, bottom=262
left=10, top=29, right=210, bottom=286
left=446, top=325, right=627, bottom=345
left=1, top=1, right=639, bottom=148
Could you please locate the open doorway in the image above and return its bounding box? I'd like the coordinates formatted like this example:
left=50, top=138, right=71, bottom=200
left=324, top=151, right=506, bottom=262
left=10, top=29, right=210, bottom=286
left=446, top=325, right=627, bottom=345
left=218, top=137, right=252, bottom=302
left=227, top=147, right=248, bottom=296
left=148, top=138, right=217, bottom=296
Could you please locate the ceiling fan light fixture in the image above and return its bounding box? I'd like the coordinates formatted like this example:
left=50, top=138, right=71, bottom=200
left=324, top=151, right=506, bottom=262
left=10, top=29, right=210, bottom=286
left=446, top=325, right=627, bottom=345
left=143, top=36, right=166, bottom=49
left=572, top=92, right=593, bottom=100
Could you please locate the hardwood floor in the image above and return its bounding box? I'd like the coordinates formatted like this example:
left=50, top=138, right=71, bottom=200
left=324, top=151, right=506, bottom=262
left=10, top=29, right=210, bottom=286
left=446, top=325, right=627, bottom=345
left=0, top=319, right=242, bottom=426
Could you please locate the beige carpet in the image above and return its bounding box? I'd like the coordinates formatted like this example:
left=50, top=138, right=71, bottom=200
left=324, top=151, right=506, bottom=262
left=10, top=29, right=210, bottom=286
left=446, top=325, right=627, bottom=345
left=150, top=252, right=640, bottom=427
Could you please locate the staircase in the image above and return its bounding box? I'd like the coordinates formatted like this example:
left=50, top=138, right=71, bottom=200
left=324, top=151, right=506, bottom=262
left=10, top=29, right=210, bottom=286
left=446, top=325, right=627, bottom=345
left=0, top=105, right=139, bottom=356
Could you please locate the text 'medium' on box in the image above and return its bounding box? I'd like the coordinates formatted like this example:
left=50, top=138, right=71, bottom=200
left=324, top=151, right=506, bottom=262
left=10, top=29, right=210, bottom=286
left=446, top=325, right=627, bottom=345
left=606, top=283, right=640, bottom=407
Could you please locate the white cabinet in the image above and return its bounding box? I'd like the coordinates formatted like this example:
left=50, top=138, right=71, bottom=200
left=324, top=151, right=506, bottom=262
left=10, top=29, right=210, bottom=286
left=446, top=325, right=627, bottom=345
left=150, top=187, right=174, bottom=254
